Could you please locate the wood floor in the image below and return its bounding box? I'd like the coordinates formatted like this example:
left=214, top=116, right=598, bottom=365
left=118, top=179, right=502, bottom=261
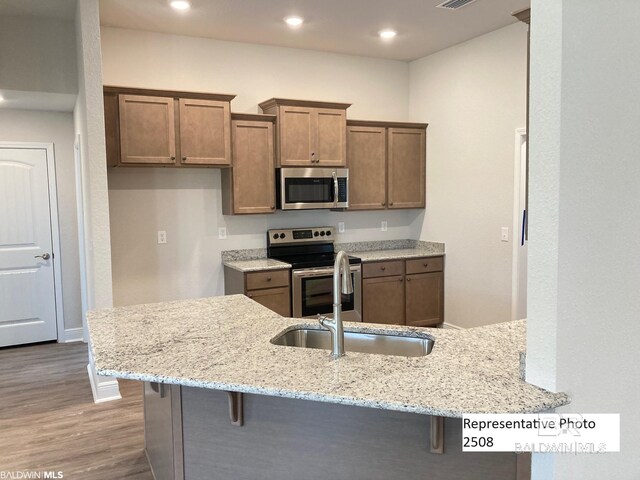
left=0, top=341, right=153, bottom=479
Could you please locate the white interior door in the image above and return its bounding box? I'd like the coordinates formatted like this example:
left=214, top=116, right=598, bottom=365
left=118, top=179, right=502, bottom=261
left=0, top=147, right=58, bottom=346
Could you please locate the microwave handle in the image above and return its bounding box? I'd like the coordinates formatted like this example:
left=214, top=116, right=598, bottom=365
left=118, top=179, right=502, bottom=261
left=332, top=171, right=338, bottom=208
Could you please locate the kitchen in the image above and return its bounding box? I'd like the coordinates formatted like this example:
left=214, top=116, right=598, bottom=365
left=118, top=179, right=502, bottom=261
left=0, top=1, right=638, bottom=479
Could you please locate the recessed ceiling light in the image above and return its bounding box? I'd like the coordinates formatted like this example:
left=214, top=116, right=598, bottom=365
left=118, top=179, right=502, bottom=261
left=170, top=0, right=191, bottom=11
left=284, top=16, right=304, bottom=28
left=379, top=29, right=397, bottom=39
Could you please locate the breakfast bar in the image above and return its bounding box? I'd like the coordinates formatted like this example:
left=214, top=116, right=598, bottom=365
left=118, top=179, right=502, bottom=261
left=88, top=295, right=568, bottom=480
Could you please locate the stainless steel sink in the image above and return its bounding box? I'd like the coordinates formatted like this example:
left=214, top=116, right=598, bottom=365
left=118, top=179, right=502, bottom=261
left=271, top=328, right=434, bottom=357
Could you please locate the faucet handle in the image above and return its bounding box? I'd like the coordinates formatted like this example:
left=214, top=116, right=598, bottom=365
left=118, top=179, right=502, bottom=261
left=317, top=314, right=331, bottom=327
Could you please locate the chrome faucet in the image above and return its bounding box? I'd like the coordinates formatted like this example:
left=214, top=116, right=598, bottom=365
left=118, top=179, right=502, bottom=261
left=318, top=250, right=353, bottom=359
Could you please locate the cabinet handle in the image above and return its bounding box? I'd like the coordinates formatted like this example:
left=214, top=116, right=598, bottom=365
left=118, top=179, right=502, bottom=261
left=267, top=277, right=272, bottom=282
left=248, top=293, right=253, bottom=298
left=407, top=277, right=411, bottom=282
left=171, top=156, right=176, bottom=161
left=271, top=206, right=275, bottom=210
left=423, top=263, right=429, bottom=268
left=399, top=277, right=403, bottom=282
left=311, top=152, right=316, bottom=162
left=381, top=266, right=386, bottom=271
left=381, top=202, right=386, bottom=206
left=389, top=202, right=394, bottom=206
left=182, top=156, right=187, bottom=161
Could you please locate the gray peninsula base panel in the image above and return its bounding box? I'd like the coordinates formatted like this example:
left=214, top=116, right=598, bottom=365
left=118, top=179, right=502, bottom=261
left=146, top=384, right=528, bottom=480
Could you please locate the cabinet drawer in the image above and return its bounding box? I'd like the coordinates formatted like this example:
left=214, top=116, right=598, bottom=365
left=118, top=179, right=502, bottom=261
left=362, top=260, right=404, bottom=279
left=405, top=256, right=443, bottom=275
left=246, top=269, right=290, bottom=290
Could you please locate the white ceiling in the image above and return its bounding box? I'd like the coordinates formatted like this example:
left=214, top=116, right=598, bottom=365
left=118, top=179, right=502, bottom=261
left=99, top=0, right=529, bottom=61
left=0, top=0, right=77, bottom=20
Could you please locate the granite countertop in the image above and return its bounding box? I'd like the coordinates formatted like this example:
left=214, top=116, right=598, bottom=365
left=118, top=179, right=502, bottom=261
left=221, top=240, right=445, bottom=272
left=352, top=249, right=444, bottom=262
left=223, top=258, right=291, bottom=272
left=88, top=295, right=569, bottom=417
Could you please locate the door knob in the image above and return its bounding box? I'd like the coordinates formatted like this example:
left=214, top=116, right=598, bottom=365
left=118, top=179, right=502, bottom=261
left=35, top=253, right=51, bottom=260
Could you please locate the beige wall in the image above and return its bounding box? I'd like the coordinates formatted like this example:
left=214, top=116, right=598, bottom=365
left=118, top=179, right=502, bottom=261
left=408, top=23, right=528, bottom=328
left=0, top=15, right=77, bottom=95
left=100, top=27, right=417, bottom=307
left=0, top=109, right=82, bottom=333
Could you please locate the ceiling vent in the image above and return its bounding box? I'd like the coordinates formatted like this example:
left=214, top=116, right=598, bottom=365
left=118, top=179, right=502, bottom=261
left=436, top=0, right=478, bottom=10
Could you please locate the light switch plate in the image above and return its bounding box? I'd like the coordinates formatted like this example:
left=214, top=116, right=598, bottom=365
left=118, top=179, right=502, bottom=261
left=381, top=221, right=388, bottom=232
left=338, top=222, right=345, bottom=233
left=501, top=227, right=509, bottom=242
left=218, top=227, right=227, bottom=240
left=157, top=231, right=167, bottom=244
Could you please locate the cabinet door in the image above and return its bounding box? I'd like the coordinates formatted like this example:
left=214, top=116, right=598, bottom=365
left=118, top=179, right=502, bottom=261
left=405, top=272, right=443, bottom=327
left=247, top=287, right=291, bottom=317
left=347, top=125, right=387, bottom=210
left=362, top=275, right=405, bottom=325
left=179, top=98, right=231, bottom=166
left=279, top=106, right=314, bottom=166
left=315, top=108, right=346, bottom=166
left=388, top=128, right=425, bottom=209
left=118, top=95, right=176, bottom=165
left=230, top=119, right=276, bottom=214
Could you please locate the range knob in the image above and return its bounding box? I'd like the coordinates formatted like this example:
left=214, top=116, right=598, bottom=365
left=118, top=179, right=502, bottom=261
left=320, top=231, right=325, bottom=237
left=314, top=231, right=319, bottom=237
left=272, top=234, right=279, bottom=240
left=279, top=233, right=286, bottom=239
left=326, top=230, right=332, bottom=236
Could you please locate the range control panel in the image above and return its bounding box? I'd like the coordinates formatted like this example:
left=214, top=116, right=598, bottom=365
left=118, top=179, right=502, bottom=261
left=267, top=227, right=335, bottom=246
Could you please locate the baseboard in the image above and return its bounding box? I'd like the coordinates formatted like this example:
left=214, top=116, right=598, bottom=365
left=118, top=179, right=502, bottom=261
left=62, top=327, right=85, bottom=343
left=441, top=322, right=464, bottom=330
left=87, top=363, right=122, bottom=403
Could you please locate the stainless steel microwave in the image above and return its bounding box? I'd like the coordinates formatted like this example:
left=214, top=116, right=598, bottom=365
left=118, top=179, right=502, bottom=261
left=277, top=167, right=349, bottom=210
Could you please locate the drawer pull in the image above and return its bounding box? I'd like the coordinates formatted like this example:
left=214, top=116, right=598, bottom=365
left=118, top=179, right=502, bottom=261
left=399, top=277, right=403, bottom=282
left=423, top=263, right=429, bottom=267
left=267, top=277, right=272, bottom=282
left=381, top=266, right=386, bottom=271
left=407, top=277, right=411, bottom=282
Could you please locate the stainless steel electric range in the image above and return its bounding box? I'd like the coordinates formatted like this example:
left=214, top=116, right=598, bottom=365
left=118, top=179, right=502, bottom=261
left=267, top=227, right=362, bottom=322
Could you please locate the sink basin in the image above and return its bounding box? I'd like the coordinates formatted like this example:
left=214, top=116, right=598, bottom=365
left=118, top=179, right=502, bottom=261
left=271, top=328, right=434, bottom=357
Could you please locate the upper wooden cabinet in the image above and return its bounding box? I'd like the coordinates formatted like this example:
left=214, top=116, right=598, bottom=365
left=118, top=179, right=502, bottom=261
left=221, top=113, right=277, bottom=215
left=118, top=95, right=176, bottom=165
left=347, top=120, right=427, bottom=211
left=347, top=125, right=387, bottom=210
left=388, top=127, right=426, bottom=209
left=178, top=98, right=231, bottom=165
left=259, top=98, right=350, bottom=167
left=104, top=86, right=235, bottom=167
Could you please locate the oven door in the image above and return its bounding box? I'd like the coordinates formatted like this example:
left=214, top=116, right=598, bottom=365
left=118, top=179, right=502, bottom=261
left=279, top=168, right=349, bottom=210
left=292, top=265, right=361, bottom=322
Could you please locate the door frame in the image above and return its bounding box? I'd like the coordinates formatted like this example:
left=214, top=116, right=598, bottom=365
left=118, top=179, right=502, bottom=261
left=511, top=129, right=527, bottom=320
left=0, top=142, right=65, bottom=342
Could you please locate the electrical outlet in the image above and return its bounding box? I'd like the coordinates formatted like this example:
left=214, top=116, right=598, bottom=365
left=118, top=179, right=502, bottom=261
left=218, top=227, right=227, bottom=240
left=501, top=227, right=509, bottom=242
left=157, top=231, right=167, bottom=244
left=338, top=222, right=345, bottom=233
left=381, top=221, right=388, bottom=232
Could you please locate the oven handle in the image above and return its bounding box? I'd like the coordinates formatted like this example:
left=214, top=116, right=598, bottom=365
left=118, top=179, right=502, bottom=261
left=332, top=171, right=338, bottom=208
left=293, top=266, right=361, bottom=278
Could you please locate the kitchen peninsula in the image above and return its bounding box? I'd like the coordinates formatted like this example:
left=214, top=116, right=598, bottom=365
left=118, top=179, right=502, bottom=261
left=88, top=295, right=568, bottom=480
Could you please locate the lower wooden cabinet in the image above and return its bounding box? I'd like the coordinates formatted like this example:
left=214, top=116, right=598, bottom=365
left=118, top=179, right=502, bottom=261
left=246, top=287, right=290, bottom=316
left=405, top=272, right=444, bottom=327
left=362, top=275, right=405, bottom=325
left=361, top=257, right=444, bottom=327
left=224, top=267, right=291, bottom=317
